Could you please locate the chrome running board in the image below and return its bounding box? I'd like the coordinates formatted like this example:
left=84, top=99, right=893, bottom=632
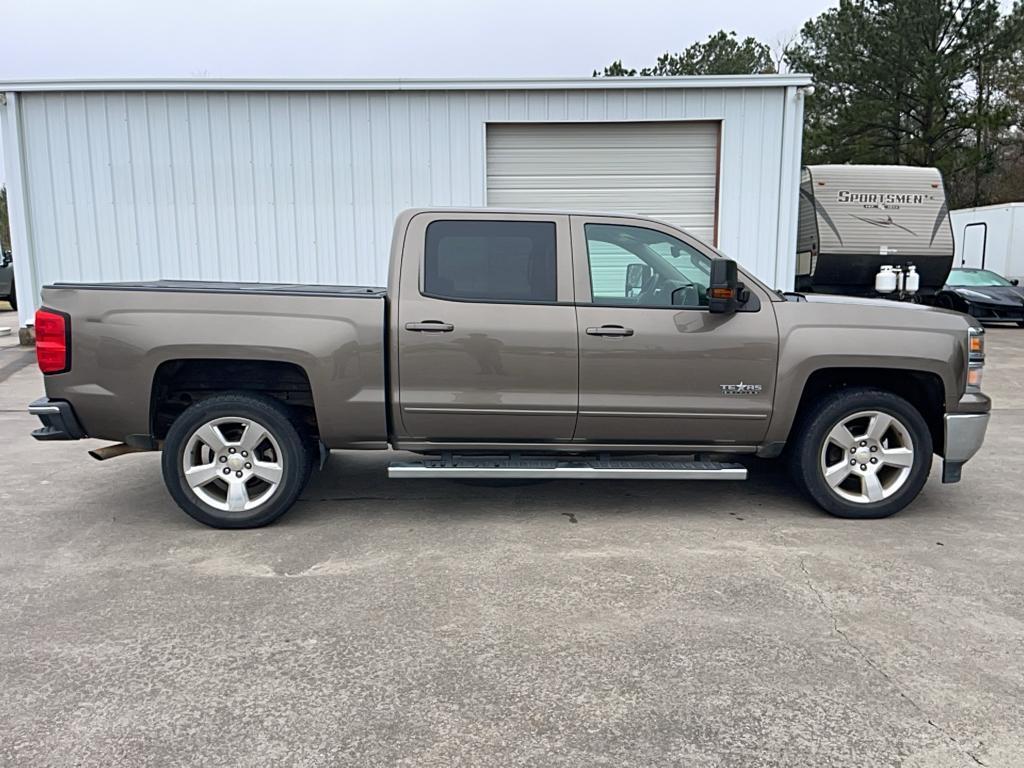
left=388, top=454, right=747, bottom=480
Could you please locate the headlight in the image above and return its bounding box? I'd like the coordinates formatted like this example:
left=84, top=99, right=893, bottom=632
left=967, top=328, right=985, bottom=393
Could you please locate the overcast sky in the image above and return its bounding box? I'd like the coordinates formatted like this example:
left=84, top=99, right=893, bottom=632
left=0, top=0, right=838, bottom=183
left=2, top=0, right=835, bottom=80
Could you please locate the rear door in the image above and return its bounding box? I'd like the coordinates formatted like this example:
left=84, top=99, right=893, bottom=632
left=960, top=223, right=987, bottom=268
left=395, top=212, right=578, bottom=441
left=571, top=215, right=779, bottom=446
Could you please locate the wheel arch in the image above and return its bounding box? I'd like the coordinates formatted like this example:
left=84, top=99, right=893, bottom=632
left=149, top=358, right=319, bottom=441
left=772, top=367, right=947, bottom=456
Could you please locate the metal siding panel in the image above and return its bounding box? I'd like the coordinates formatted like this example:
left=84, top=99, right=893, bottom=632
left=43, top=95, right=79, bottom=280
left=308, top=93, right=336, bottom=284
left=716, top=91, right=745, bottom=261
left=166, top=93, right=200, bottom=279
left=145, top=93, right=183, bottom=277
left=205, top=93, right=239, bottom=281
left=225, top=93, right=259, bottom=281
left=125, top=93, right=161, bottom=280
left=184, top=93, right=219, bottom=280
left=247, top=94, right=276, bottom=282
left=66, top=94, right=101, bottom=281
left=290, top=93, right=318, bottom=283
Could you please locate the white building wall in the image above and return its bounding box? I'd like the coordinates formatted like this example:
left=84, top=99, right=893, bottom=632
left=1, top=78, right=808, bottom=326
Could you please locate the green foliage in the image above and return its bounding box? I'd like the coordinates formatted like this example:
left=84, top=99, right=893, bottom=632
left=595, top=31, right=775, bottom=77
left=786, top=0, right=1024, bottom=207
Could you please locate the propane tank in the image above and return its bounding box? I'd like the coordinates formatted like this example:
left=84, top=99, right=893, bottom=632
left=904, top=264, right=920, bottom=294
left=875, top=265, right=897, bottom=294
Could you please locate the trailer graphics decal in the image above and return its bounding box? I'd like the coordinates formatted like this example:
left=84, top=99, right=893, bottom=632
left=849, top=213, right=918, bottom=236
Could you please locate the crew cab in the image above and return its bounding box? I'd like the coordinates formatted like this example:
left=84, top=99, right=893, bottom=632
left=29, top=209, right=991, bottom=528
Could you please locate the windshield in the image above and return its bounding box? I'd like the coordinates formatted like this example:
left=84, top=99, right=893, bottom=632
left=947, top=269, right=1013, bottom=287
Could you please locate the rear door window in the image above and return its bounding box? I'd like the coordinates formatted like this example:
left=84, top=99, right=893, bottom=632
left=424, top=220, right=557, bottom=303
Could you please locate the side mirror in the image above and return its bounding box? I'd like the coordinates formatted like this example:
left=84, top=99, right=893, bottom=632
left=708, top=259, right=739, bottom=314
left=624, top=262, right=651, bottom=297
left=1012, top=279, right=1020, bottom=286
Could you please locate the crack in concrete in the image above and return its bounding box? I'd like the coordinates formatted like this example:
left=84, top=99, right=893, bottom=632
left=798, top=557, right=987, bottom=767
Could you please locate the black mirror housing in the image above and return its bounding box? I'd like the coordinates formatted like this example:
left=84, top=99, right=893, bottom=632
left=708, top=259, right=739, bottom=314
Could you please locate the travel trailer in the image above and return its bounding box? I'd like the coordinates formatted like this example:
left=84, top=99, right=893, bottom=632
left=796, top=165, right=954, bottom=298
left=949, top=203, right=1024, bottom=283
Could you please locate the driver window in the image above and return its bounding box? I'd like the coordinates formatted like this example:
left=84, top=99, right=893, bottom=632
left=584, top=223, right=712, bottom=308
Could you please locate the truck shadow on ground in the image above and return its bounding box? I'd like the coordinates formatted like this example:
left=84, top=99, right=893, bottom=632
left=90, top=449, right=950, bottom=530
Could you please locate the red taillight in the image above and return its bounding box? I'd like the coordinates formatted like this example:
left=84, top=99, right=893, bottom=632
left=35, top=309, right=70, bottom=374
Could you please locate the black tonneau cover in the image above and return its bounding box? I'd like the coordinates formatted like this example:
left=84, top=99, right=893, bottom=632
left=48, top=279, right=386, bottom=298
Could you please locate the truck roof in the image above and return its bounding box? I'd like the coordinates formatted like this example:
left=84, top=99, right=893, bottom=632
left=397, top=206, right=680, bottom=220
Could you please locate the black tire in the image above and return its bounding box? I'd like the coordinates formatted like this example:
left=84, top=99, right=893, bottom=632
left=1017, top=321, right=1024, bottom=328
left=161, top=392, right=313, bottom=528
left=789, top=387, right=932, bottom=519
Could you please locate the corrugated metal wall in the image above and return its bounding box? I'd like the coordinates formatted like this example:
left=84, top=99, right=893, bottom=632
left=11, top=86, right=797, bottom=311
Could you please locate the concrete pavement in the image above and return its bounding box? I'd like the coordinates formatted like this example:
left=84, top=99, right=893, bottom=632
left=1, top=312, right=1022, bottom=767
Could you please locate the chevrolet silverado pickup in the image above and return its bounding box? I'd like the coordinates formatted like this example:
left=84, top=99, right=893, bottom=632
left=29, top=209, right=991, bottom=528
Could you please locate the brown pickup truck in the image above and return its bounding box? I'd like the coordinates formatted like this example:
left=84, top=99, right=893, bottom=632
left=29, top=208, right=990, bottom=528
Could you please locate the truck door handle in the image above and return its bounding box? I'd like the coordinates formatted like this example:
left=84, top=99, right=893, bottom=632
left=405, top=321, right=454, bottom=333
left=586, top=325, right=634, bottom=337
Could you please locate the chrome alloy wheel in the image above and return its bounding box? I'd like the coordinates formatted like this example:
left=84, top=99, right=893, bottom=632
left=819, top=410, right=915, bottom=504
left=182, top=417, right=284, bottom=513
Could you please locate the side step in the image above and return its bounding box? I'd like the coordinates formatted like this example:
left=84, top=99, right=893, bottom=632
left=388, top=453, right=746, bottom=480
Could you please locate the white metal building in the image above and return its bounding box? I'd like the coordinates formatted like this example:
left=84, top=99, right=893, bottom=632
left=1, top=75, right=810, bottom=327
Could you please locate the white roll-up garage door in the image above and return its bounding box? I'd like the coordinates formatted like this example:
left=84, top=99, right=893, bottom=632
left=486, top=121, right=720, bottom=244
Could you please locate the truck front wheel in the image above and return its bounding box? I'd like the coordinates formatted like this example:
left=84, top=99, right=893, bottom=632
left=790, top=388, right=932, bottom=519
left=161, top=393, right=313, bottom=528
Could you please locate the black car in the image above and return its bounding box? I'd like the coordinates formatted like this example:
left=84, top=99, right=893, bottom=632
left=935, top=267, right=1024, bottom=326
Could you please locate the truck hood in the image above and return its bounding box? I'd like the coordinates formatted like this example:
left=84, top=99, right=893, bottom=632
left=792, top=292, right=944, bottom=312
left=782, top=292, right=977, bottom=328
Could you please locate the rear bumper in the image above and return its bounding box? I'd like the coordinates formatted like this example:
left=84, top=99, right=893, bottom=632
left=941, top=412, right=989, bottom=483
left=28, top=397, right=87, bottom=441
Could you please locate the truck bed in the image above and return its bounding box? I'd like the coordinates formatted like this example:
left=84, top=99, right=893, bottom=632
left=38, top=280, right=388, bottom=449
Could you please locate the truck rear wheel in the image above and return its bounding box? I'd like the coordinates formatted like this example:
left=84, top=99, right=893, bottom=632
left=161, top=393, right=313, bottom=528
left=790, top=388, right=932, bottom=519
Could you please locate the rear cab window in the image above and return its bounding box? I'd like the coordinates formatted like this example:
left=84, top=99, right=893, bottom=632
left=423, top=220, right=558, bottom=303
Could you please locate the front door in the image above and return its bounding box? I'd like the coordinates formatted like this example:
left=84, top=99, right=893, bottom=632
left=396, top=212, right=578, bottom=441
left=571, top=216, right=779, bottom=446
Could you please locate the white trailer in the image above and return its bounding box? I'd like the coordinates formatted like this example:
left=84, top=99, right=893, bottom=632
left=950, top=203, right=1024, bottom=282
